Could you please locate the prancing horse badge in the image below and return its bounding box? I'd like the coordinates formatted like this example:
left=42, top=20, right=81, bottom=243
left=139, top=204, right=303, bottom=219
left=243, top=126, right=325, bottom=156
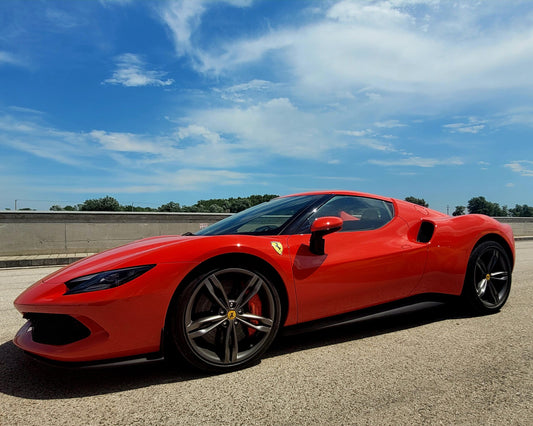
left=271, top=241, right=283, bottom=255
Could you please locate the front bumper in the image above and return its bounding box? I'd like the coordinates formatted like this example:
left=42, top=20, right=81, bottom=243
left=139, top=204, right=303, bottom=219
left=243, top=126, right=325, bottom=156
left=13, top=262, right=191, bottom=362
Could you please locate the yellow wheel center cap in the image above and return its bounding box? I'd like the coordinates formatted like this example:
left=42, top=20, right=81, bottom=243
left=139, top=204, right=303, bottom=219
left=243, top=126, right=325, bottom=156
left=486, top=273, right=491, bottom=281
left=227, top=310, right=237, bottom=320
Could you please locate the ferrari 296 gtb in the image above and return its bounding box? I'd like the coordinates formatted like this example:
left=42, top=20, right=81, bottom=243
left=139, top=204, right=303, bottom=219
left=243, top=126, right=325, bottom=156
left=14, top=191, right=515, bottom=372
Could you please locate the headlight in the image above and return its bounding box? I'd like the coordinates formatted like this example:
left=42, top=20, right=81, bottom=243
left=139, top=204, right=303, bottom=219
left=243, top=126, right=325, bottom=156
left=64, top=264, right=155, bottom=295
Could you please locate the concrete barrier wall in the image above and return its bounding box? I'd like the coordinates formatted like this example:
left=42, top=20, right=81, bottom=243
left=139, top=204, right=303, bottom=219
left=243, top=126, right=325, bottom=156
left=496, top=217, right=533, bottom=238
left=0, top=212, right=531, bottom=256
left=0, top=211, right=231, bottom=256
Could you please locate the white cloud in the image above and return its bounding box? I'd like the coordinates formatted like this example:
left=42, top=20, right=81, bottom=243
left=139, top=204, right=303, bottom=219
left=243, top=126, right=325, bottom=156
left=369, top=156, right=463, bottom=168
left=215, top=79, right=273, bottom=103
left=497, top=108, right=533, bottom=128
left=0, top=51, right=23, bottom=67
left=357, top=138, right=397, bottom=152
left=338, top=130, right=398, bottom=152
left=45, top=7, right=81, bottom=29
left=337, top=129, right=371, bottom=137
left=327, top=1, right=415, bottom=27
left=90, top=130, right=169, bottom=155
left=223, top=80, right=272, bottom=93
left=158, top=0, right=254, bottom=63
left=478, top=161, right=490, bottom=170
left=90, top=126, right=247, bottom=169
left=176, top=124, right=222, bottom=144
left=187, top=98, right=336, bottom=159
left=158, top=0, right=533, bottom=107
left=158, top=0, right=206, bottom=58
left=0, top=114, right=241, bottom=170
left=443, top=117, right=487, bottom=134
left=505, top=161, right=533, bottom=177
left=288, top=21, right=533, bottom=97
left=443, top=123, right=485, bottom=134
left=103, top=54, right=173, bottom=87
left=8, top=106, right=45, bottom=115
left=199, top=30, right=294, bottom=74
left=0, top=115, right=95, bottom=166
left=374, top=120, right=407, bottom=128
left=0, top=113, right=253, bottom=195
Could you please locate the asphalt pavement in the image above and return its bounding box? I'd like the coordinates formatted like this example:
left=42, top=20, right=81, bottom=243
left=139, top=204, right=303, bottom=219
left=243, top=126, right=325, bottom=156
left=1, top=241, right=532, bottom=425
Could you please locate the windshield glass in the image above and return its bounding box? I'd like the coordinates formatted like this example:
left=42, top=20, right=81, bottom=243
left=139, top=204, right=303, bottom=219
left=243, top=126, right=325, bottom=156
left=196, top=195, right=325, bottom=236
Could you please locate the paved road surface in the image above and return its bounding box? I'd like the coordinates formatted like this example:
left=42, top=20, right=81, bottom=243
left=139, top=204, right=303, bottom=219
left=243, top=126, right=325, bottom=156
left=1, top=241, right=532, bottom=425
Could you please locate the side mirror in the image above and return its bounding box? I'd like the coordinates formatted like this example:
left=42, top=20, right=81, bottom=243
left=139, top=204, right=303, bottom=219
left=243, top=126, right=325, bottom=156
left=310, top=216, right=343, bottom=255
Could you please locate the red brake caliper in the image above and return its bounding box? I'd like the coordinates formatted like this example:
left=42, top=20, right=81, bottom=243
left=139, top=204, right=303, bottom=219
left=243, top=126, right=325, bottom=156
left=247, top=294, right=262, bottom=336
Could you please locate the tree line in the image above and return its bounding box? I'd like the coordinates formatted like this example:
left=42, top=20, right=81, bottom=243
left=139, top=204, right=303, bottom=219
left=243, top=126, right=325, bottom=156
left=405, top=195, right=533, bottom=217
left=49, top=194, right=279, bottom=214
left=47, top=194, right=533, bottom=217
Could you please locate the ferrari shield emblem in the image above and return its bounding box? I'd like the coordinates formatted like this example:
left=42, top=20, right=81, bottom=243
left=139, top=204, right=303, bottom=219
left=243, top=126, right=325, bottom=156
left=271, top=241, right=283, bottom=255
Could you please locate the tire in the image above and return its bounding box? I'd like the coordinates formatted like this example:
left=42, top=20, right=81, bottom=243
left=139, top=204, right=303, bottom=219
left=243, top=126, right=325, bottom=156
left=462, top=241, right=512, bottom=314
left=168, top=266, right=281, bottom=373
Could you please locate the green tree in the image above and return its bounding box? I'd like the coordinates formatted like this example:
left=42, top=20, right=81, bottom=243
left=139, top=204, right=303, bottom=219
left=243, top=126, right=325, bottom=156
left=468, top=196, right=487, bottom=215
left=249, top=194, right=278, bottom=205
left=49, top=204, right=79, bottom=211
left=467, top=196, right=504, bottom=216
left=405, top=196, right=429, bottom=207
left=80, top=196, right=121, bottom=211
left=227, top=197, right=252, bottom=213
left=509, top=204, right=533, bottom=217
left=57, top=194, right=279, bottom=213
left=208, top=204, right=225, bottom=213
left=158, top=202, right=181, bottom=212
left=180, top=194, right=277, bottom=213
left=124, top=206, right=157, bottom=212
left=501, top=205, right=509, bottom=217
left=452, top=205, right=466, bottom=216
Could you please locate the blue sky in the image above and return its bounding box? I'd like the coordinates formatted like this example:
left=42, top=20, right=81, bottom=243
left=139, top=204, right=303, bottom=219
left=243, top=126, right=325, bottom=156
left=1, top=0, right=532, bottom=213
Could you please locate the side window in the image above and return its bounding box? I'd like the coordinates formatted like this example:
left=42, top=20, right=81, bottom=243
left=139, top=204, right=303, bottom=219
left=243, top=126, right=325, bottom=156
left=308, top=196, right=394, bottom=232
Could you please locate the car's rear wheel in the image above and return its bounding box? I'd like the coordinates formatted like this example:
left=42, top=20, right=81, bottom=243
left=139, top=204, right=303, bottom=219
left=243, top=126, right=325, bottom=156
left=169, top=266, right=281, bottom=372
left=462, top=241, right=512, bottom=313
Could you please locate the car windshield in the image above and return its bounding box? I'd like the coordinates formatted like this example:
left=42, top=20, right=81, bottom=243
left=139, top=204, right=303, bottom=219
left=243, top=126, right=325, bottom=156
left=196, top=194, right=326, bottom=236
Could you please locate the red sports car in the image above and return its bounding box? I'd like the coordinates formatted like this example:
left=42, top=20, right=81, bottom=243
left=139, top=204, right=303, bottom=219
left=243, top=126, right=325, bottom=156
left=14, top=191, right=514, bottom=372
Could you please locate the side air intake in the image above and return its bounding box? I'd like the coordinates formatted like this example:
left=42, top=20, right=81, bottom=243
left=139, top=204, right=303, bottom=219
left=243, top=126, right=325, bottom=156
left=417, top=221, right=435, bottom=243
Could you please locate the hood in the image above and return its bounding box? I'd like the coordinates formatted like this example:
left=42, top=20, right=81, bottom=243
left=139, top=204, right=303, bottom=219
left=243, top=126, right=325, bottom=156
left=40, top=235, right=201, bottom=284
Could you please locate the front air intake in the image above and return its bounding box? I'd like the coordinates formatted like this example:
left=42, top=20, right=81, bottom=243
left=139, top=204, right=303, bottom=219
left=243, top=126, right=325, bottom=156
left=24, top=313, right=90, bottom=345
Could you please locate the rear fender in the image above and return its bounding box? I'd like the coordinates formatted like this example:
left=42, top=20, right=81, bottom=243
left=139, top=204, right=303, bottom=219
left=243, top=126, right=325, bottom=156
left=411, top=214, right=514, bottom=296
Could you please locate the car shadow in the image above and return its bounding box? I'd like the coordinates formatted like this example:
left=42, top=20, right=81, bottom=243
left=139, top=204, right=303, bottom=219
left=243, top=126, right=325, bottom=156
left=0, top=301, right=477, bottom=400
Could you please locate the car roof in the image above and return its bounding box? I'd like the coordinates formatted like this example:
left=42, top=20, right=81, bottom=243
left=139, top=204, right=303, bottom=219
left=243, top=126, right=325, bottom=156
left=280, top=190, right=394, bottom=203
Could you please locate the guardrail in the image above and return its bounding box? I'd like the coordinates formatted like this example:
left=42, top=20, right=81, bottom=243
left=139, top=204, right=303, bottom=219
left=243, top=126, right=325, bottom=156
left=0, top=212, right=531, bottom=257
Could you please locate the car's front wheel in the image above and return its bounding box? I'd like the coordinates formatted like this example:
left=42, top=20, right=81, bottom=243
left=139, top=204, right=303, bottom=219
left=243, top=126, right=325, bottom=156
left=169, top=266, right=281, bottom=373
left=462, top=241, right=512, bottom=314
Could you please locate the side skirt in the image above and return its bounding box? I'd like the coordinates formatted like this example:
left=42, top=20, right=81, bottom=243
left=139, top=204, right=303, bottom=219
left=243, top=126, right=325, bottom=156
left=281, top=293, right=458, bottom=336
